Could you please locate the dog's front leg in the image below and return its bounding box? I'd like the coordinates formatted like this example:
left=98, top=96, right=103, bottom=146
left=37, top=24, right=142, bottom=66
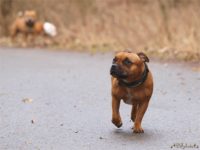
left=112, top=96, right=122, bottom=128
left=133, top=102, right=149, bottom=133
left=131, top=104, right=138, bottom=122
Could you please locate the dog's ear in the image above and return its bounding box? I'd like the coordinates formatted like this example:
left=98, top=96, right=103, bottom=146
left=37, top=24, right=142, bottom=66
left=137, top=52, right=149, bottom=62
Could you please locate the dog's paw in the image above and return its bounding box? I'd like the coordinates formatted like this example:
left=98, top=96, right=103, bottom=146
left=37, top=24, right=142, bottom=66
left=112, top=118, right=123, bottom=128
left=133, top=126, right=144, bottom=133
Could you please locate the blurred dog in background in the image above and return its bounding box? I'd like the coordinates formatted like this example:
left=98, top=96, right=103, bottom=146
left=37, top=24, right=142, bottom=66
left=10, top=10, right=39, bottom=38
left=10, top=10, right=57, bottom=41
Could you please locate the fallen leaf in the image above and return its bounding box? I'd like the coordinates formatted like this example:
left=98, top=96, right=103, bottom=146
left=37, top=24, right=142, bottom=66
left=22, top=98, right=33, bottom=103
left=31, top=120, right=35, bottom=124
left=99, top=136, right=104, bottom=140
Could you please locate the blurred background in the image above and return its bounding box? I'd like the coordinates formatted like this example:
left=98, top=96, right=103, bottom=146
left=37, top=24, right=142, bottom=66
left=0, top=0, right=200, bottom=61
left=0, top=2, right=200, bottom=149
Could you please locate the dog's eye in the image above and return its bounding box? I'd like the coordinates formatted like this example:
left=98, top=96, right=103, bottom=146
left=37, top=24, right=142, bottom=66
left=124, top=58, right=132, bottom=65
left=113, top=57, right=117, bottom=63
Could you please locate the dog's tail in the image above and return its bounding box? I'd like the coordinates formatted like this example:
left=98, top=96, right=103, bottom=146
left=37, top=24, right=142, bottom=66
left=43, top=22, right=57, bottom=37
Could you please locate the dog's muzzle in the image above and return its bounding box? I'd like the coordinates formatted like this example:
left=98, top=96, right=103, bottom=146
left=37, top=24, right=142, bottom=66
left=110, top=64, right=127, bottom=79
left=25, top=19, right=35, bottom=28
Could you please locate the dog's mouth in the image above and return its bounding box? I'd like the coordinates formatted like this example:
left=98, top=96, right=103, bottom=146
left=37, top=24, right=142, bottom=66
left=111, top=72, right=128, bottom=79
left=110, top=66, right=128, bottom=79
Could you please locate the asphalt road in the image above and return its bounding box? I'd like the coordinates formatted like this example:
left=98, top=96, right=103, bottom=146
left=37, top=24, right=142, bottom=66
left=0, top=48, right=200, bottom=150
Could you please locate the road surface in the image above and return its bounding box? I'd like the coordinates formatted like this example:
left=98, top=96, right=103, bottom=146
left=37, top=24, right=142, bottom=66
left=0, top=48, right=200, bottom=150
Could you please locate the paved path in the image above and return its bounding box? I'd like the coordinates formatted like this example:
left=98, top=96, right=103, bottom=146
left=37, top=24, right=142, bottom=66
left=0, top=48, right=200, bottom=150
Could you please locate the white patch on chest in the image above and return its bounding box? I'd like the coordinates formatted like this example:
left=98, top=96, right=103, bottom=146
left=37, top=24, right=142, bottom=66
left=123, top=89, right=133, bottom=105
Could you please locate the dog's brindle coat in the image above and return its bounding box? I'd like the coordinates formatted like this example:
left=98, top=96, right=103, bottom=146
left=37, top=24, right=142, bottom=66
left=110, top=51, right=153, bottom=133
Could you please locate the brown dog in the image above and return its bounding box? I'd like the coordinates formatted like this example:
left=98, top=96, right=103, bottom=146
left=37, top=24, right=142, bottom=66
left=10, top=10, right=44, bottom=39
left=110, top=51, right=153, bottom=133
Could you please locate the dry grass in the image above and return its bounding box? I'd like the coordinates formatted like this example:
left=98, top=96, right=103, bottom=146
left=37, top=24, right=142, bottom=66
left=0, top=0, right=200, bottom=61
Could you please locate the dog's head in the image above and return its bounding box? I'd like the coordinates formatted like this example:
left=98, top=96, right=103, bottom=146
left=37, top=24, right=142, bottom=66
left=24, top=10, right=37, bottom=28
left=110, top=51, right=149, bottom=82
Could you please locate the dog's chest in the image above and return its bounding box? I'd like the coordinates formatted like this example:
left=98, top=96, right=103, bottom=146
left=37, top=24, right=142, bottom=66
left=123, top=90, right=134, bottom=105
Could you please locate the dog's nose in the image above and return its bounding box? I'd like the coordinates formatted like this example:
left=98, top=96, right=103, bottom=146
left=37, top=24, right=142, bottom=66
left=110, top=64, right=118, bottom=75
left=111, top=64, right=117, bottom=70
left=26, top=19, right=35, bottom=28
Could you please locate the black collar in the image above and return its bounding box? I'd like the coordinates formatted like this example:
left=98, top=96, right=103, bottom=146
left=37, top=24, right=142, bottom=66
left=118, top=63, right=149, bottom=88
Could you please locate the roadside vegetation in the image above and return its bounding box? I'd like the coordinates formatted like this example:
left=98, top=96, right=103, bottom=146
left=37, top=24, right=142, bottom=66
left=0, top=0, right=200, bottom=62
